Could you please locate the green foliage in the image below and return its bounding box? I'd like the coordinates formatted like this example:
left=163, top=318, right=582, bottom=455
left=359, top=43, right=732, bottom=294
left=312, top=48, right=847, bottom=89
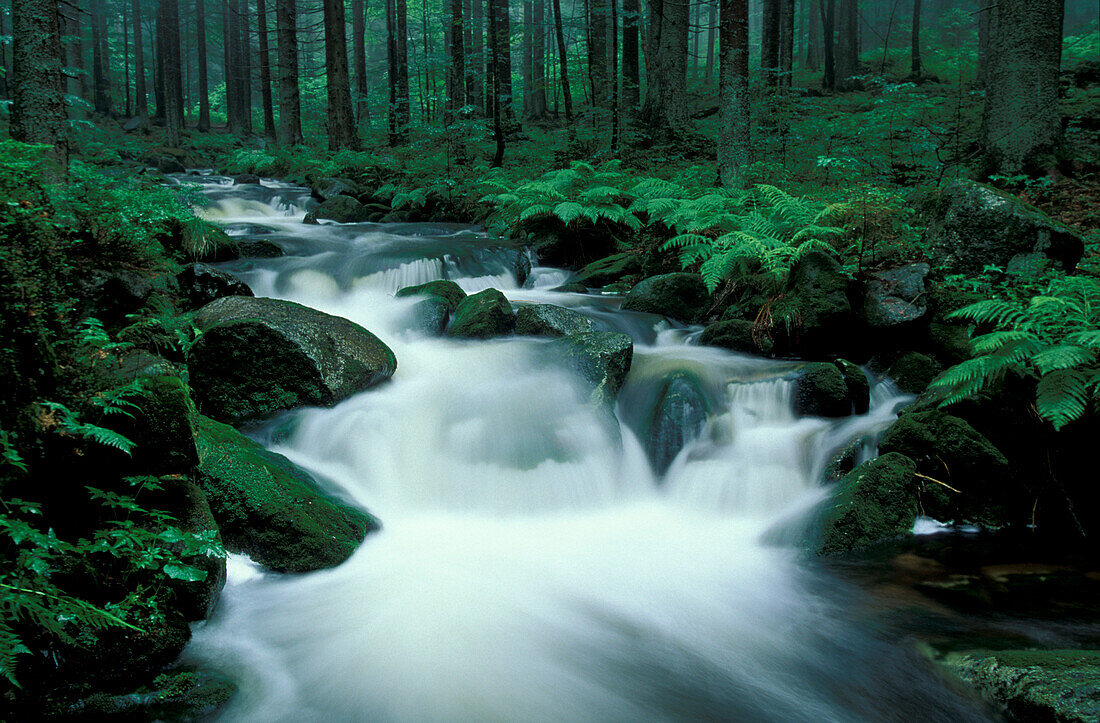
left=930, top=276, right=1100, bottom=430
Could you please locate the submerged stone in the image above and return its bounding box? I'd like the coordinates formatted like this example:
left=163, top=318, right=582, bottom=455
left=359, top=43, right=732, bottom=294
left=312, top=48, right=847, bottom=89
left=304, top=195, right=373, bottom=224
left=515, top=303, right=594, bottom=337
left=395, top=279, right=467, bottom=311
left=448, top=288, right=516, bottom=339
left=648, top=372, right=709, bottom=475
left=549, top=331, right=634, bottom=406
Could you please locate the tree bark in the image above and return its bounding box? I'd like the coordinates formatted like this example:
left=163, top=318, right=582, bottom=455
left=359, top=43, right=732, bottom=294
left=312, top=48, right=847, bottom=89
left=225, top=0, right=241, bottom=132
left=589, top=0, right=610, bottom=124
left=552, top=0, right=574, bottom=121
left=91, top=0, right=112, bottom=114
left=981, top=0, right=1064, bottom=175
left=761, top=0, right=779, bottom=85
left=275, top=0, right=304, bottom=144
left=11, top=0, right=68, bottom=171
left=622, top=0, right=640, bottom=107
left=806, top=0, right=820, bottom=70
left=820, top=0, right=835, bottom=89
left=976, top=0, right=991, bottom=88
left=238, top=0, right=252, bottom=133
left=909, top=0, right=921, bottom=77
left=705, top=0, right=716, bottom=82
left=323, top=0, right=359, bottom=149
left=352, top=0, right=369, bottom=124
left=468, top=0, right=483, bottom=112
left=490, top=0, right=515, bottom=130
left=197, top=0, right=211, bottom=130
left=641, top=0, right=691, bottom=138
left=779, top=0, right=794, bottom=86
left=531, top=0, right=548, bottom=117
left=718, top=0, right=749, bottom=187
left=835, top=0, right=858, bottom=90
left=161, top=0, right=183, bottom=146
left=489, top=0, right=506, bottom=164
left=60, top=2, right=85, bottom=117
left=396, top=0, right=411, bottom=138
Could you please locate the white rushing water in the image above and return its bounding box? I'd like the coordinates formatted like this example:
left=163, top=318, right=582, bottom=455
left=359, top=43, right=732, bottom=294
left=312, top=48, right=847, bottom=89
left=180, top=176, right=991, bottom=722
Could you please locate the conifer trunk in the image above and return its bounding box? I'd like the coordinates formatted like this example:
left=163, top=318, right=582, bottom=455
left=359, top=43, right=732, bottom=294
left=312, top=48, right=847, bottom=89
left=641, top=0, right=690, bottom=138
left=11, top=0, right=69, bottom=171
left=718, top=0, right=749, bottom=187
left=552, top=0, right=574, bottom=122
left=323, top=0, right=359, bottom=149
left=197, top=0, right=211, bottom=130
left=275, top=0, right=304, bottom=144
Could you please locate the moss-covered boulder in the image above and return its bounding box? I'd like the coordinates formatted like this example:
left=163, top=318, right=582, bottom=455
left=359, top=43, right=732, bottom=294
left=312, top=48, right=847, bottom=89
left=312, top=177, right=360, bottom=201
left=648, top=372, right=708, bottom=475
left=78, top=269, right=155, bottom=328
left=515, top=304, right=594, bottom=337
left=303, top=195, right=372, bottom=224
left=925, top=180, right=1085, bottom=275
left=939, top=649, right=1100, bottom=723
left=699, top=319, right=773, bottom=355
left=879, top=410, right=1011, bottom=525
left=552, top=282, right=588, bottom=294
left=176, top=263, right=253, bottom=311
left=570, top=252, right=642, bottom=288
left=447, top=288, right=515, bottom=339
left=819, top=453, right=919, bottom=555
left=237, top=238, right=285, bottom=258
left=395, top=279, right=467, bottom=311
left=621, top=273, right=709, bottom=323
left=188, top=296, right=396, bottom=423
left=861, top=263, right=930, bottom=329
left=193, top=415, right=379, bottom=573
left=834, top=359, right=870, bottom=414
left=887, top=351, right=942, bottom=395
left=64, top=668, right=237, bottom=721
left=771, top=250, right=855, bottom=358
left=151, top=477, right=226, bottom=622
left=793, top=362, right=853, bottom=418
left=233, top=173, right=261, bottom=185
left=549, top=331, right=634, bottom=406
left=410, top=297, right=450, bottom=335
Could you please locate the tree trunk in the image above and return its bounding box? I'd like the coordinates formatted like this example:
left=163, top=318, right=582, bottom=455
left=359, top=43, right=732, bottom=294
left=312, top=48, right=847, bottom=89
left=92, top=0, right=112, bottom=114
left=276, top=0, right=304, bottom=144
left=835, top=0, right=858, bottom=90
left=396, top=0, right=410, bottom=138
left=489, top=0, right=506, bottom=164
left=124, top=13, right=131, bottom=116
left=352, top=0, right=369, bottom=124
left=779, top=0, right=794, bottom=86
left=197, top=0, right=211, bottom=130
left=589, top=0, right=610, bottom=124
left=257, top=0, right=274, bottom=136
left=761, top=0, right=779, bottom=85
left=718, top=0, right=749, bottom=187
left=490, top=0, right=515, bottom=130
left=981, top=0, right=1064, bottom=176
left=468, top=0, right=483, bottom=112
left=154, top=1, right=165, bottom=118
left=60, top=3, right=85, bottom=117
left=322, top=0, right=359, bottom=149
left=11, top=0, right=68, bottom=171
left=161, top=0, right=183, bottom=146
left=820, top=0, right=835, bottom=89
left=238, top=0, right=252, bottom=133
left=976, top=0, right=991, bottom=88
left=552, top=0, right=574, bottom=121
left=705, top=0, right=716, bottom=82
left=622, top=0, right=640, bottom=107
left=909, top=0, right=921, bottom=77
left=531, top=0, right=547, bottom=117
left=447, top=0, right=467, bottom=161
left=806, top=0, right=820, bottom=70
left=225, top=0, right=241, bottom=132
left=641, top=0, right=690, bottom=138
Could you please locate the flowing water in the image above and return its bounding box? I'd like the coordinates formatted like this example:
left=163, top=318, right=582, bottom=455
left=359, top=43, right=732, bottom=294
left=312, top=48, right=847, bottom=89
left=179, top=176, right=994, bottom=722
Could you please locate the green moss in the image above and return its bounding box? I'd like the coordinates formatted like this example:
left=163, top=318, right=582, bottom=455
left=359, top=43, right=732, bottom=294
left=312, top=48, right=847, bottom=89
left=794, top=362, right=852, bottom=418
left=887, top=351, right=942, bottom=395
left=699, top=319, right=772, bottom=355
left=621, top=273, right=710, bottom=323
left=193, top=415, right=380, bottom=573
left=819, top=453, right=919, bottom=555
left=834, top=359, right=870, bottom=414
left=571, top=252, right=642, bottom=288
left=395, top=279, right=467, bottom=311
left=549, top=332, right=634, bottom=406
left=515, top=304, right=594, bottom=337
left=447, top=288, right=516, bottom=339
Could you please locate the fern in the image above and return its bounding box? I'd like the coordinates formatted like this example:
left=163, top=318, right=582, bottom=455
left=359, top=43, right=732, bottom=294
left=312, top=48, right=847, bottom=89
left=40, top=401, right=136, bottom=455
left=930, top=277, right=1100, bottom=430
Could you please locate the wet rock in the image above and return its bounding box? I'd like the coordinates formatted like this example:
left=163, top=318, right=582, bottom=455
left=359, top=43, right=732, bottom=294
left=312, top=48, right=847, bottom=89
left=447, top=288, right=516, bottom=339
left=571, top=252, right=642, bottom=288
left=834, top=359, right=870, bottom=414
left=699, top=319, right=772, bottom=355
left=794, top=362, right=853, bottom=418
left=79, top=269, right=154, bottom=328
left=621, top=273, right=709, bottom=323
left=939, top=649, right=1100, bottom=723
left=411, top=297, right=449, bottom=335
left=819, top=453, right=920, bottom=555
left=395, top=279, right=467, bottom=311
left=862, top=263, right=930, bottom=329
left=122, top=115, right=149, bottom=132
left=552, top=282, right=589, bottom=294
left=64, top=669, right=237, bottom=722
left=648, top=372, right=709, bottom=475
left=194, top=415, right=380, bottom=573
left=157, top=156, right=186, bottom=174
left=515, top=304, right=594, bottom=337
left=237, top=238, right=285, bottom=258
left=879, top=410, right=1011, bottom=525
left=303, top=195, right=372, bottom=224
left=513, top=251, right=533, bottom=288
left=771, top=250, right=856, bottom=358
left=549, top=331, right=634, bottom=406
left=887, top=351, right=942, bottom=395
left=823, top=437, right=868, bottom=483
left=176, top=263, right=253, bottom=310
left=312, top=177, right=359, bottom=201
left=233, top=173, right=261, bottom=185
left=189, top=296, right=396, bottom=423
left=925, top=180, right=1085, bottom=275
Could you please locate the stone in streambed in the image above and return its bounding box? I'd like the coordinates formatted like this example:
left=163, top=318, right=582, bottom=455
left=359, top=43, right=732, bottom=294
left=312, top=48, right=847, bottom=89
left=621, top=273, right=710, bottom=323
left=395, top=279, right=467, bottom=311
left=793, top=362, right=853, bottom=418
left=819, top=453, right=920, bottom=555
left=548, top=331, right=634, bottom=406
left=447, top=288, right=515, bottom=339
left=515, top=304, right=594, bottom=337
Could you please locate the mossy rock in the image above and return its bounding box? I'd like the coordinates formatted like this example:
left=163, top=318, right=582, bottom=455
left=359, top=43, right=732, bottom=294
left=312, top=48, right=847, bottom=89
left=515, top=304, right=594, bottom=337
left=303, top=195, right=373, bottom=224
left=193, top=415, right=379, bottom=573
left=188, top=296, right=396, bottom=424
left=571, top=252, right=642, bottom=288
left=176, top=263, right=253, bottom=311
left=793, top=362, right=853, bottom=418
left=699, top=319, right=772, bottom=355
left=395, top=279, right=467, bottom=312
left=819, top=453, right=919, bottom=555
left=879, top=410, right=1011, bottom=525
left=939, top=649, right=1100, bottom=723
left=648, top=372, right=708, bottom=475
left=552, top=282, right=588, bottom=294
left=447, top=288, right=516, bottom=339
left=64, top=668, right=237, bottom=721
left=548, top=331, right=634, bottom=406
left=621, top=273, right=710, bottom=323
left=887, top=351, right=942, bottom=395
left=834, top=359, right=870, bottom=414
left=771, top=250, right=855, bottom=358
left=410, top=297, right=449, bottom=335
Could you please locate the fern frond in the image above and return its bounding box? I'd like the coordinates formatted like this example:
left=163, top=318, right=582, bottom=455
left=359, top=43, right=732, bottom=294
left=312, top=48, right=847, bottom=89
left=1036, top=369, right=1091, bottom=430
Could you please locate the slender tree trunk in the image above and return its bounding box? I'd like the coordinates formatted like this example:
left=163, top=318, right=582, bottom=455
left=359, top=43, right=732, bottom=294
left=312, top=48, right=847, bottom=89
left=610, top=0, right=619, bottom=148
left=92, top=0, right=111, bottom=114
left=522, top=0, right=532, bottom=117
left=468, top=0, right=483, bottom=112
left=154, top=2, right=165, bottom=117
left=820, top=0, right=835, bottom=89
left=489, top=0, right=506, bottom=164
left=590, top=0, right=610, bottom=125
left=11, top=0, right=69, bottom=171
left=352, top=0, right=369, bottom=124
left=124, top=14, right=132, bottom=116
left=276, top=0, right=304, bottom=144
left=909, top=0, right=921, bottom=77
left=552, top=0, right=574, bottom=121
left=761, top=0, right=779, bottom=85
left=238, top=0, right=252, bottom=133
left=396, top=0, right=410, bottom=137
left=532, top=0, right=547, bottom=116
left=490, top=0, right=515, bottom=129
left=256, top=0, right=274, bottom=136
left=447, top=0, right=467, bottom=161
left=835, top=0, right=858, bottom=90
left=60, top=3, right=85, bottom=117
left=641, top=0, right=691, bottom=138
left=718, top=0, right=749, bottom=187
left=981, top=0, right=1064, bottom=175
left=225, top=0, right=241, bottom=132
left=0, top=7, right=9, bottom=99
left=161, top=0, right=183, bottom=146
left=976, top=0, right=991, bottom=89
left=705, top=0, right=716, bottom=81
left=196, top=0, right=210, bottom=130
left=779, top=0, right=794, bottom=86
left=806, top=0, right=820, bottom=70
left=322, top=0, right=359, bottom=149
left=622, top=0, right=640, bottom=107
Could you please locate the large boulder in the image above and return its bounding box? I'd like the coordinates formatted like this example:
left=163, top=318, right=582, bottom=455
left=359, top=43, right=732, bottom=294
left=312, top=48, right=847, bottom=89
left=188, top=296, right=396, bottom=423
left=194, top=415, right=380, bottom=573
left=571, top=252, right=642, bottom=288
left=549, top=331, right=634, bottom=405
left=834, top=359, right=870, bottom=414
left=64, top=669, right=237, bottom=722
left=698, top=319, right=772, bottom=356
left=237, top=238, right=285, bottom=258
left=79, top=269, right=155, bottom=328
left=621, top=273, right=709, bottom=323
left=793, top=362, right=853, bottom=418
left=312, top=177, right=360, bottom=201
left=447, top=288, right=515, bottom=338
left=879, top=410, right=1011, bottom=525
left=233, top=173, right=261, bottom=185
left=176, top=263, right=253, bottom=310
left=303, top=195, right=373, bottom=224
left=819, top=453, right=919, bottom=555
left=861, top=263, right=930, bottom=329
left=925, top=180, right=1085, bottom=276
left=410, top=297, right=450, bottom=335
left=772, top=250, right=855, bottom=358
left=648, top=372, right=709, bottom=475
left=887, top=351, right=942, bottom=395
left=515, top=304, right=594, bottom=337
left=395, top=279, right=467, bottom=311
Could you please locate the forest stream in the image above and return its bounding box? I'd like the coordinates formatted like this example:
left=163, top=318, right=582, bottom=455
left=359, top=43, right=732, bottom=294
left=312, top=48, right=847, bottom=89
left=163, top=174, right=1016, bottom=722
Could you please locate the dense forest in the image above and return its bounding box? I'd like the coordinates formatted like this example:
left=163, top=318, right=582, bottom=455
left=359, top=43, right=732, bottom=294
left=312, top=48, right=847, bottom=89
left=1, top=0, right=1099, bottom=719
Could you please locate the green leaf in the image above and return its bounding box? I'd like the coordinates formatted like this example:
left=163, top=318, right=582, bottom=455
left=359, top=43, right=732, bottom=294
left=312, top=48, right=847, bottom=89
left=163, top=563, right=208, bottom=582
